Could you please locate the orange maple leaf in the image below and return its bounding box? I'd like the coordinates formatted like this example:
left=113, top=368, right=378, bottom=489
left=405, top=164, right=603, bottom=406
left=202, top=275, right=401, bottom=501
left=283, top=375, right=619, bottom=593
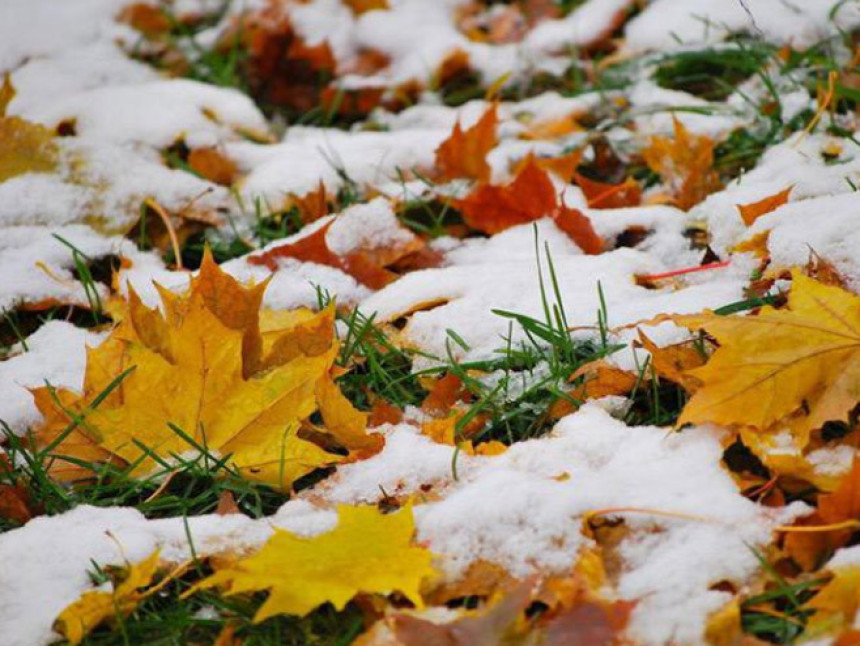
left=187, top=147, right=237, bottom=186
left=737, top=186, right=793, bottom=226
left=249, top=219, right=423, bottom=289
left=785, top=457, right=860, bottom=570
left=511, top=150, right=583, bottom=183
left=435, top=105, right=498, bottom=183
left=642, top=117, right=721, bottom=211
left=455, top=159, right=602, bottom=253
left=572, top=171, right=641, bottom=209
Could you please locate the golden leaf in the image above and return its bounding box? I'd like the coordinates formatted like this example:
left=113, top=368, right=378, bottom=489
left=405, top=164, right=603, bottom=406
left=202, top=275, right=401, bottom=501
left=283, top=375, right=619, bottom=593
left=642, top=117, right=721, bottom=211
left=0, top=113, right=58, bottom=182
left=194, top=504, right=435, bottom=621
left=805, top=566, right=860, bottom=638
left=671, top=271, right=860, bottom=434
left=33, top=250, right=376, bottom=489
left=54, top=550, right=171, bottom=645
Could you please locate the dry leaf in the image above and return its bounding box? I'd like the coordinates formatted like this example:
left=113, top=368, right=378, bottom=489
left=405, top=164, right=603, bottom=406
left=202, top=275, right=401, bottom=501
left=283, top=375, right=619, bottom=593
left=642, top=117, right=721, bottom=211
left=249, top=218, right=422, bottom=289
left=671, top=271, right=860, bottom=434
left=393, top=579, right=534, bottom=646
left=572, top=172, right=642, bottom=209
left=785, top=457, right=860, bottom=570
left=33, top=251, right=375, bottom=488
left=805, top=566, right=860, bottom=637
left=636, top=331, right=705, bottom=390
left=344, top=0, right=389, bottom=14
left=737, top=187, right=792, bottom=226
left=55, top=551, right=167, bottom=645
left=290, top=180, right=329, bottom=223
left=550, top=361, right=636, bottom=418
left=434, top=105, right=498, bottom=183
left=511, top=149, right=583, bottom=183
left=187, top=147, right=237, bottom=186
left=0, top=96, right=59, bottom=182
left=194, top=504, right=435, bottom=621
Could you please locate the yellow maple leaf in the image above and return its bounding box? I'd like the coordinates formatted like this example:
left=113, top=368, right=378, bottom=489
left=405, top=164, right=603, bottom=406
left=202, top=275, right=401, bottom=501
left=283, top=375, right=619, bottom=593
left=642, top=117, right=721, bottom=211
left=33, top=250, right=375, bottom=489
left=55, top=550, right=173, bottom=645
left=804, top=566, right=860, bottom=638
left=194, top=504, right=435, bottom=621
left=672, top=271, right=860, bottom=435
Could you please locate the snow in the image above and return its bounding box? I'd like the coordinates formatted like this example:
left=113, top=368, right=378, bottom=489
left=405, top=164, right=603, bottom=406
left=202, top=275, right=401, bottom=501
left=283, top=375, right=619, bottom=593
left=2, top=0, right=859, bottom=644
left=624, top=0, right=860, bottom=52
left=0, top=322, right=104, bottom=432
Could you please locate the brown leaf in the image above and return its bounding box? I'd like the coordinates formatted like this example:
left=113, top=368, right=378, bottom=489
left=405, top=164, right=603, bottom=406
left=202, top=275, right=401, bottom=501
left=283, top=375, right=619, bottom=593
left=511, top=149, right=583, bottom=182
left=290, top=180, right=329, bottom=224
left=393, top=579, right=535, bottom=646
left=737, top=187, right=792, bottom=226
left=435, top=106, right=498, bottom=183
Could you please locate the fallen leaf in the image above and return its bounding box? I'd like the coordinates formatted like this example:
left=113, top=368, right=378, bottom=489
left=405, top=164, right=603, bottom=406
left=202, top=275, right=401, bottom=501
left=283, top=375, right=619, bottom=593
left=422, top=373, right=468, bottom=416
left=0, top=103, right=59, bottom=182
left=54, top=551, right=170, bottom=645
left=670, top=271, right=860, bottom=434
left=511, top=149, right=583, bottom=183
left=635, top=331, right=705, bottom=389
left=187, top=147, right=237, bottom=186
left=344, top=0, right=389, bottom=14
left=0, top=73, right=14, bottom=116
left=290, top=180, right=329, bottom=223
left=434, top=106, right=498, bottom=183
left=33, top=250, right=375, bottom=488
left=519, top=114, right=583, bottom=140
left=249, top=218, right=423, bottom=289
left=550, top=361, right=636, bottom=419
left=553, top=203, right=604, bottom=255
left=642, top=117, right=721, bottom=211
left=737, top=187, right=792, bottom=226
left=118, top=3, right=171, bottom=35
left=0, top=483, right=33, bottom=525
left=805, top=566, right=860, bottom=636
left=785, top=457, right=860, bottom=570
left=573, top=172, right=642, bottom=209
left=705, top=598, right=742, bottom=646
left=393, top=579, right=534, bottom=646
left=194, top=504, right=435, bottom=621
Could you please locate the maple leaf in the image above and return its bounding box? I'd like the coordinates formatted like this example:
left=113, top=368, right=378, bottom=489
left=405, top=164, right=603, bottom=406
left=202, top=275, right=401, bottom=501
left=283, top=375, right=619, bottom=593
left=737, top=186, right=793, bottom=226
left=671, top=271, right=860, bottom=434
left=572, top=171, right=642, bottom=209
left=635, top=331, right=704, bottom=390
left=248, top=218, right=423, bottom=289
left=784, top=457, right=860, bottom=570
left=455, top=158, right=602, bottom=253
left=187, top=147, right=237, bottom=186
left=344, top=0, right=389, bottom=14
left=804, top=566, right=860, bottom=636
left=194, top=504, right=435, bottom=621
left=550, top=361, right=637, bottom=419
left=54, top=550, right=181, bottom=645
left=393, top=579, right=535, bottom=646
left=33, top=250, right=375, bottom=488
left=289, top=180, right=329, bottom=223
left=0, top=75, right=58, bottom=182
left=642, top=117, right=721, bottom=211
left=511, top=150, right=583, bottom=183
left=434, top=106, right=498, bottom=183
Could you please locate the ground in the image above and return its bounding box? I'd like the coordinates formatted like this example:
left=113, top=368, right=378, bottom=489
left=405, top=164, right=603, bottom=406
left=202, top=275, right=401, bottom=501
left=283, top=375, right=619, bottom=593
left=3, top=0, right=860, bottom=644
